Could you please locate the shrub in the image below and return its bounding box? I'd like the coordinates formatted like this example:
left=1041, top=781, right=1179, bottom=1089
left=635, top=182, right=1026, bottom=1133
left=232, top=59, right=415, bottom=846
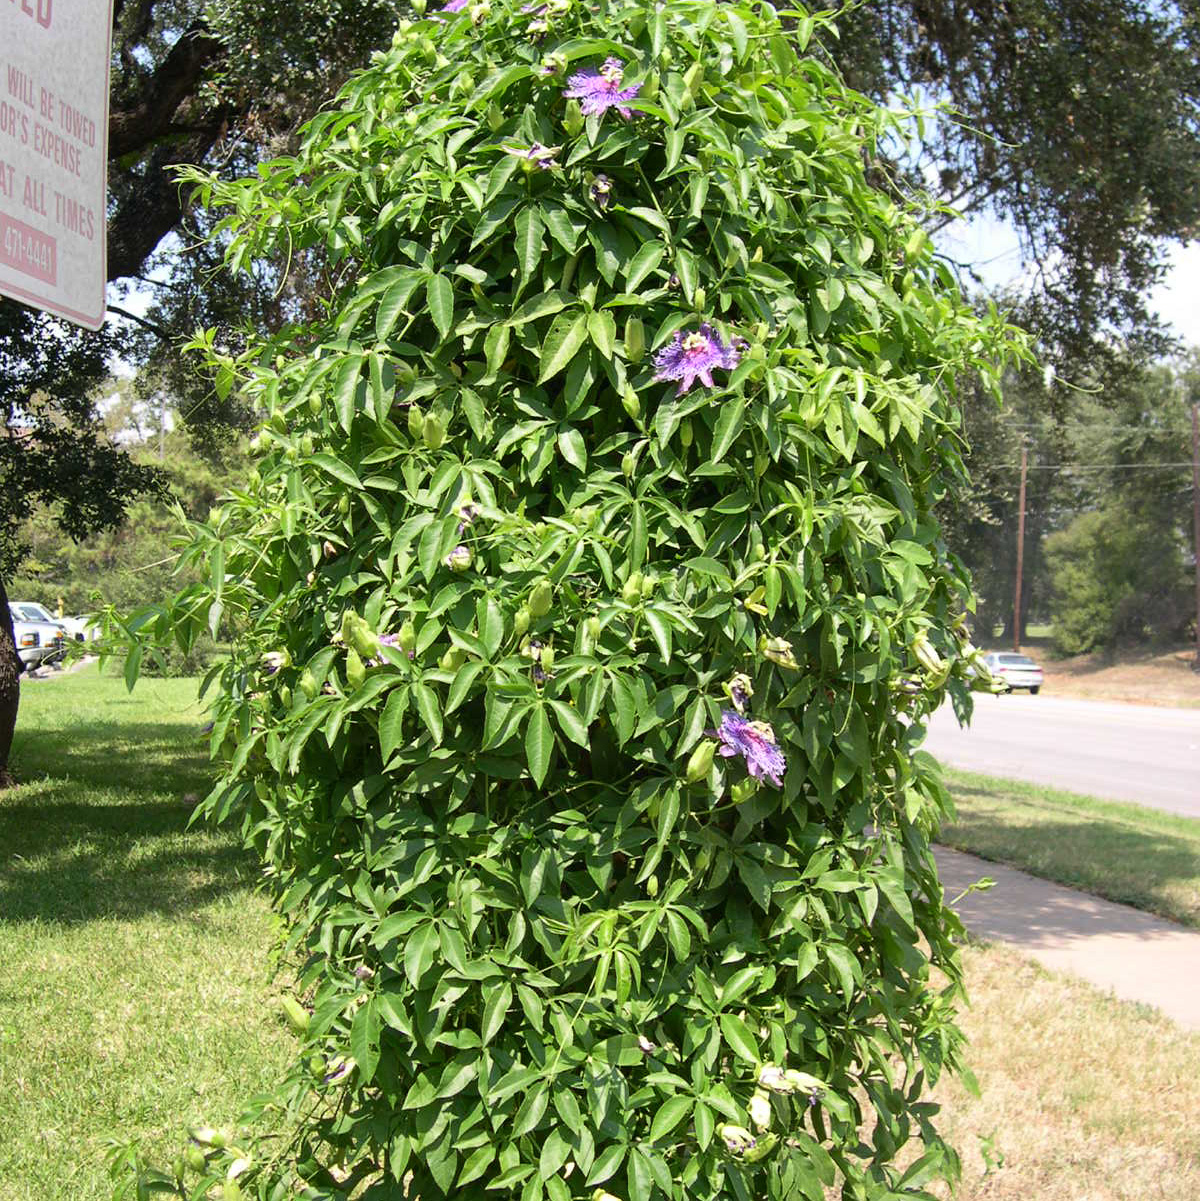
left=112, top=2, right=1025, bottom=1198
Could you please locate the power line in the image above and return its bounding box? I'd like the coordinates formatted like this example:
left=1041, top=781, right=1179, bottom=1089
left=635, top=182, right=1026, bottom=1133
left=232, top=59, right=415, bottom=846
left=990, top=462, right=1193, bottom=470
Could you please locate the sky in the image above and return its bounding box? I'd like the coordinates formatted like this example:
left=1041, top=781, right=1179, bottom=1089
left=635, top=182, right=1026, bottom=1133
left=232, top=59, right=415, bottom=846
left=938, top=213, right=1200, bottom=349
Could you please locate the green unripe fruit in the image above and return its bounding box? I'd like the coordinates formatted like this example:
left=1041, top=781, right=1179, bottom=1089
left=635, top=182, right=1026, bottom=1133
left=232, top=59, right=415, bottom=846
left=622, top=572, right=643, bottom=604
left=398, top=620, right=416, bottom=652
left=422, top=411, right=446, bottom=449
left=685, top=739, right=716, bottom=783
left=299, top=668, right=319, bottom=699
left=308, top=392, right=321, bottom=416
left=439, top=647, right=467, bottom=672
left=528, top=580, right=553, bottom=618
left=731, top=777, right=758, bottom=804
left=513, top=606, right=530, bottom=637
left=624, top=318, right=645, bottom=363
left=408, top=403, right=424, bottom=439
left=646, top=874, right=659, bottom=898
left=346, top=648, right=367, bottom=690
left=679, top=419, right=693, bottom=449
left=621, top=385, right=641, bottom=419
left=280, top=996, right=310, bottom=1034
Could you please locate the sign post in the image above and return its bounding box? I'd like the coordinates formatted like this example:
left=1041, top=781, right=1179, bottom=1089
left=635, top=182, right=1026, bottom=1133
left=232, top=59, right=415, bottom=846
left=0, top=1, right=111, bottom=330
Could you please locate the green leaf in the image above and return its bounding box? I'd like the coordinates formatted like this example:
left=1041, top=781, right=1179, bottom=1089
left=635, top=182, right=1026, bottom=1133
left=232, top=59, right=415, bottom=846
left=379, top=687, right=408, bottom=762
left=642, top=608, right=672, bottom=662
left=333, top=353, right=363, bottom=432
left=548, top=699, right=589, bottom=747
left=404, top=920, right=438, bottom=988
left=412, top=680, right=444, bottom=744
left=710, top=398, right=745, bottom=464
left=350, top=996, right=382, bottom=1083
left=587, top=309, right=616, bottom=357
left=426, top=274, right=455, bottom=341
left=625, top=241, right=663, bottom=291
left=719, top=1013, right=760, bottom=1063
left=538, top=311, right=589, bottom=382
left=648, top=1095, right=692, bottom=1144
left=525, top=704, right=553, bottom=785
left=557, top=426, right=587, bottom=470
left=458, top=1146, right=496, bottom=1188
left=515, top=205, right=544, bottom=281
left=310, top=452, right=363, bottom=489
left=508, top=289, right=574, bottom=326
left=375, top=272, right=421, bottom=340
left=586, top=1143, right=627, bottom=1186
left=481, top=982, right=511, bottom=1045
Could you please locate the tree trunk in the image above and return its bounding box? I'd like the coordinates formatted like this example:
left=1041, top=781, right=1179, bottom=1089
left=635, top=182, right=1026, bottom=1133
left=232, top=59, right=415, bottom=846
left=0, top=575, right=22, bottom=788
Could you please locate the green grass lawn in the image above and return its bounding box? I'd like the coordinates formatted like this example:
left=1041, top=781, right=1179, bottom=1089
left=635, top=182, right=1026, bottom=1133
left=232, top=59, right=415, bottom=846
left=0, top=670, right=290, bottom=1201
left=941, top=769, right=1200, bottom=928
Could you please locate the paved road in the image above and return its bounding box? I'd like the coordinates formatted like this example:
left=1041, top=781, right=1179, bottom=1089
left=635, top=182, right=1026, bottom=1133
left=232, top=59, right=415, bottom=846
left=937, top=846, right=1200, bottom=1029
left=922, top=693, right=1200, bottom=818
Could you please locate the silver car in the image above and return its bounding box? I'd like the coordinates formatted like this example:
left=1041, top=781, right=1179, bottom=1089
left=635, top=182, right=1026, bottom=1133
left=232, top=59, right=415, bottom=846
left=982, top=651, right=1044, bottom=694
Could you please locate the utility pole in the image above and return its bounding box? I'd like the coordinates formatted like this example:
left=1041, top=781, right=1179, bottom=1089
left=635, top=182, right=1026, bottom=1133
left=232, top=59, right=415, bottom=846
left=1191, top=403, right=1199, bottom=671
left=1013, top=444, right=1027, bottom=653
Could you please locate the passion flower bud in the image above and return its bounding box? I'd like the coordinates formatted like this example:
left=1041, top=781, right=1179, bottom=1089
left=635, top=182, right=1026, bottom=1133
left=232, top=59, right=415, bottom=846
left=422, top=411, right=446, bottom=449
left=563, top=98, right=584, bottom=137
left=185, top=1145, right=207, bottom=1172
left=717, top=1124, right=757, bottom=1156
left=621, top=572, right=643, bottom=604
left=280, top=996, right=310, bottom=1034
left=621, top=385, right=641, bottom=420
left=743, top=1132, right=779, bottom=1164
left=679, top=419, right=693, bottom=449
left=528, top=579, right=553, bottom=617
left=351, top=624, right=380, bottom=661
left=398, top=620, right=416, bottom=653
left=684, top=61, right=704, bottom=96
left=693, top=287, right=706, bottom=312
left=645, top=874, right=658, bottom=898
left=640, top=572, right=656, bottom=599
left=513, top=606, right=530, bottom=637
left=685, top=739, right=715, bottom=783
left=299, top=668, right=319, bottom=699
left=621, top=451, right=636, bottom=477
left=585, top=616, right=601, bottom=640
left=912, top=632, right=943, bottom=673
left=486, top=101, right=504, bottom=132
left=624, top=318, right=645, bottom=363
left=407, top=403, right=424, bottom=439
left=748, top=1089, right=772, bottom=1132
left=411, top=0, right=426, bottom=12
left=445, top=544, right=473, bottom=572
left=439, top=647, right=467, bottom=671
left=345, top=648, right=367, bottom=689
left=539, top=643, right=555, bottom=672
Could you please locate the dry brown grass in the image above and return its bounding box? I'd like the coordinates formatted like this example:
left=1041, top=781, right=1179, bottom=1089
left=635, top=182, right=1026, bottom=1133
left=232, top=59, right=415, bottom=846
left=1009, top=643, right=1200, bottom=708
left=927, top=943, right=1200, bottom=1200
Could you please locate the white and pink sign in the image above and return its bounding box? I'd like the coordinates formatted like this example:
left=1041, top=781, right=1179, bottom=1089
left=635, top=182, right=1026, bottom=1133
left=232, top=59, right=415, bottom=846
left=0, top=0, right=111, bottom=329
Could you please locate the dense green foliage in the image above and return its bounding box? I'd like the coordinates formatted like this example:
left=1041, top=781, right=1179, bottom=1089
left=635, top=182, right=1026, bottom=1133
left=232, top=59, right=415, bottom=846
left=112, top=2, right=1025, bottom=1199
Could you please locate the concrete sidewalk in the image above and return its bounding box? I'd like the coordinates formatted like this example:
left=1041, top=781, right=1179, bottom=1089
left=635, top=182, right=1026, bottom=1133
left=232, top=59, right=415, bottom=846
left=935, top=845, right=1200, bottom=1030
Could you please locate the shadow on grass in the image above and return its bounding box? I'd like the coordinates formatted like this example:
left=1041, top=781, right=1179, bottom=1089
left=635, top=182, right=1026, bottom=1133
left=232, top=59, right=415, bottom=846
left=941, top=807, right=1200, bottom=927
left=1, top=718, right=255, bottom=926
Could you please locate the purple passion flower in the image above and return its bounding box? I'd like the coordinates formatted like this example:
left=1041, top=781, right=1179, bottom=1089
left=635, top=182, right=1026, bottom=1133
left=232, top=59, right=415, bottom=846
left=652, top=323, right=741, bottom=396
left=589, top=174, right=613, bottom=210
left=712, top=709, right=786, bottom=788
left=563, top=58, right=641, bottom=119
left=439, top=0, right=468, bottom=10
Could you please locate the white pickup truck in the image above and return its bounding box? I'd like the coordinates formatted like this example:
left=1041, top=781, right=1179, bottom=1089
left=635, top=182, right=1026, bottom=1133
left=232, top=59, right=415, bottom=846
left=8, top=603, right=67, bottom=669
